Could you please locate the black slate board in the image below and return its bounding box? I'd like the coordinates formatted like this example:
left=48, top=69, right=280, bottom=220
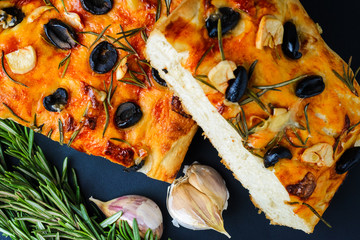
left=2, top=0, right=360, bottom=239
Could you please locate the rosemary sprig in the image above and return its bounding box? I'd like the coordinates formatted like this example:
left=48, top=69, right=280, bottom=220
left=119, top=25, right=139, bottom=56
left=90, top=24, right=111, bottom=48
left=217, top=19, right=225, bottom=61
left=253, top=74, right=308, bottom=90
left=227, top=107, right=249, bottom=140
left=304, top=103, right=311, bottom=135
left=60, top=0, right=69, bottom=14
left=287, top=201, right=332, bottom=228
left=284, top=130, right=307, bottom=149
left=245, top=88, right=269, bottom=114
left=1, top=51, right=28, bottom=88
left=239, top=89, right=274, bottom=105
left=137, top=60, right=152, bottom=87
left=0, top=119, right=163, bottom=240
left=59, top=52, right=71, bottom=78
left=156, top=0, right=161, bottom=21
left=43, top=0, right=59, bottom=13
left=332, top=57, right=360, bottom=96
left=120, top=70, right=147, bottom=88
left=248, top=60, right=258, bottom=80
left=195, top=44, right=214, bottom=74
left=2, top=103, right=29, bottom=123
left=115, top=27, right=145, bottom=40
left=165, top=0, right=172, bottom=16
left=67, top=126, right=83, bottom=147
left=141, top=30, right=148, bottom=42
left=102, top=102, right=110, bottom=137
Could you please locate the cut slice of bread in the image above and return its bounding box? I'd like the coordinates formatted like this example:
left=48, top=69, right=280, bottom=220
left=146, top=0, right=360, bottom=233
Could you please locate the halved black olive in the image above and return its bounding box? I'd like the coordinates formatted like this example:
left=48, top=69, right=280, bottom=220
left=43, top=88, right=68, bottom=112
left=152, top=68, right=167, bottom=87
left=282, top=21, right=302, bottom=59
left=205, top=7, right=240, bottom=38
left=124, top=160, right=145, bottom=172
left=114, top=102, right=142, bottom=128
left=295, top=75, right=325, bottom=98
left=44, top=19, right=77, bottom=50
left=2, top=7, right=24, bottom=27
left=264, top=146, right=292, bottom=168
left=225, top=66, right=248, bottom=102
left=80, top=0, right=113, bottom=15
left=336, top=147, right=360, bottom=174
left=90, top=41, right=118, bottom=74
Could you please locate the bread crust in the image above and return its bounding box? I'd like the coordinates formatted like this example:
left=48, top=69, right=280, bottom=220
left=0, top=0, right=197, bottom=183
left=147, top=0, right=360, bottom=231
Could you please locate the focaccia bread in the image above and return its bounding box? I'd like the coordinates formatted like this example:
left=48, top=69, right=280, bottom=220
left=146, top=0, right=360, bottom=232
left=0, top=0, right=197, bottom=183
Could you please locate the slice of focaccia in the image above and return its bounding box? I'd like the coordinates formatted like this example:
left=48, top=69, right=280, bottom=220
left=146, top=0, right=360, bottom=232
left=0, top=0, right=197, bottom=183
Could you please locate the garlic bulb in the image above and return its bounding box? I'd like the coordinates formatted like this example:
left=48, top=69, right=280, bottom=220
left=167, top=163, right=230, bottom=237
left=90, top=195, right=163, bottom=238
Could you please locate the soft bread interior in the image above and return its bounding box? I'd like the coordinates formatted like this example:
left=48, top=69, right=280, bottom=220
left=146, top=30, right=313, bottom=233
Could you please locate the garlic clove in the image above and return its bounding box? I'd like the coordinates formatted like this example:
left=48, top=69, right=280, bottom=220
left=64, top=12, right=84, bottom=30
left=167, top=163, right=230, bottom=238
left=90, top=195, right=163, bottom=238
left=116, top=56, right=128, bottom=81
left=5, top=46, right=36, bottom=74
left=187, top=164, right=229, bottom=211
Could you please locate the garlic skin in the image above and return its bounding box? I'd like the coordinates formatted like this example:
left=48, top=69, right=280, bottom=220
left=90, top=195, right=163, bottom=238
left=167, top=163, right=230, bottom=238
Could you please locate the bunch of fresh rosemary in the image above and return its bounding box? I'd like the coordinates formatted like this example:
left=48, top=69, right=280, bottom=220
left=0, top=119, right=162, bottom=240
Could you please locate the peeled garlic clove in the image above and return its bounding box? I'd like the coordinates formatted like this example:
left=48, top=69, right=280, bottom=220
left=5, top=46, right=36, bottom=74
left=90, top=195, right=163, bottom=238
left=167, top=163, right=230, bottom=238
left=65, top=12, right=84, bottom=29
left=187, top=164, right=229, bottom=210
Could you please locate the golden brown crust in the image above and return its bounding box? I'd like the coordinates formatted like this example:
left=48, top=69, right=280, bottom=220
left=153, top=0, right=360, bottom=229
left=0, top=0, right=196, bottom=182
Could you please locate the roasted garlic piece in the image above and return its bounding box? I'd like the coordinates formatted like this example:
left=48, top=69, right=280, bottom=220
left=167, top=163, right=230, bottom=237
left=208, top=60, right=236, bottom=94
left=116, top=57, right=128, bottom=80
left=27, top=6, right=54, bottom=23
left=65, top=12, right=84, bottom=29
left=256, top=15, right=284, bottom=49
left=5, top=46, right=36, bottom=74
left=301, top=143, right=334, bottom=167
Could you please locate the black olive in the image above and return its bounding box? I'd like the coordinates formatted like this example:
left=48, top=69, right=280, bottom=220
left=80, top=0, right=113, bottom=15
left=152, top=68, right=167, bottom=87
left=295, top=75, right=325, bottom=98
left=205, top=7, right=240, bottom=38
left=264, top=146, right=292, bottom=168
left=336, top=147, right=360, bottom=174
left=44, top=19, right=77, bottom=50
left=2, top=7, right=24, bottom=27
left=43, top=88, right=68, bottom=112
left=225, top=66, right=248, bottom=102
left=282, top=21, right=302, bottom=60
left=114, top=102, right=142, bottom=128
left=89, top=41, right=118, bottom=74
left=124, top=160, right=145, bottom=172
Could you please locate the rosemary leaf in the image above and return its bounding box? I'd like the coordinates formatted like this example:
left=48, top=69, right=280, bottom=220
left=132, top=219, right=141, bottom=240
left=253, top=74, right=308, bottom=90
left=107, top=72, right=114, bottom=107
left=194, top=76, right=217, bottom=90
left=119, top=25, right=139, bottom=56
left=217, top=19, right=225, bottom=61
left=67, top=127, right=82, bottom=147
left=332, top=57, right=359, bottom=96
left=43, top=0, right=59, bottom=13
left=141, top=30, right=148, bottom=42
left=284, top=131, right=307, bottom=149
left=100, top=211, right=122, bottom=228
left=165, top=0, right=172, bottom=16
left=240, top=89, right=271, bottom=106
left=195, top=44, right=214, bottom=74
left=47, top=128, right=53, bottom=138
left=110, top=138, right=132, bottom=147
left=287, top=202, right=331, bottom=228
left=90, top=25, right=111, bottom=49
left=2, top=103, right=29, bottom=123
left=59, top=53, right=71, bottom=78
left=248, top=60, right=258, bottom=80
left=304, top=103, right=311, bottom=135
left=156, top=0, right=161, bottom=21
left=120, top=70, right=146, bottom=88
left=58, top=119, right=64, bottom=145
left=137, top=60, right=151, bottom=87
left=60, top=0, right=68, bottom=14
left=1, top=51, right=28, bottom=88
left=102, top=102, right=109, bottom=137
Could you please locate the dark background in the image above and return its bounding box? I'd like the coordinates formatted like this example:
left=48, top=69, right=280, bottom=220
left=2, top=0, right=360, bottom=239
